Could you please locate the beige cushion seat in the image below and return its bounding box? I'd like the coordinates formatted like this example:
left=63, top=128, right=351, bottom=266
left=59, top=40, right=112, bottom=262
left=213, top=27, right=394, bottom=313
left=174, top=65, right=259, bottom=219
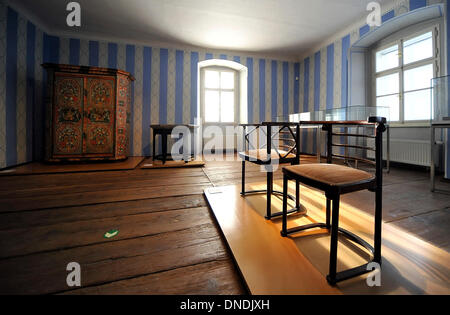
left=283, top=163, right=374, bottom=187
left=239, top=149, right=296, bottom=162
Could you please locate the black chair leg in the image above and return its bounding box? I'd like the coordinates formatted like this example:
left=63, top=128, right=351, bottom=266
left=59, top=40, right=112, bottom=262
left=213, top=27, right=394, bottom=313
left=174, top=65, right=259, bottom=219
left=327, top=196, right=340, bottom=285
left=281, top=175, right=288, bottom=236
left=266, top=171, right=273, bottom=220
left=326, top=198, right=331, bottom=229
left=241, top=161, right=246, bottom=195
left=374, top=187, right=382, bottom=264
left=295, top=180, right=300, bottom=209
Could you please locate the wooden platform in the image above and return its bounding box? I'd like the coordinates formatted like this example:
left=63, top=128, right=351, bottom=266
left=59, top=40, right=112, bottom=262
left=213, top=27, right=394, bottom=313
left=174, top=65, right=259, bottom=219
left=0, top=157, right=145, bottom=176
left=141, top=158, right=205, bottom=169
left=204, top=183, right=450, bottom=295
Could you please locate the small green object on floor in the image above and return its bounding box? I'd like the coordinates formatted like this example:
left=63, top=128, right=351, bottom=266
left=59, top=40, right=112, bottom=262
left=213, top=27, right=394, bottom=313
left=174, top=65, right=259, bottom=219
left=104, top=229, right=119, bottom=239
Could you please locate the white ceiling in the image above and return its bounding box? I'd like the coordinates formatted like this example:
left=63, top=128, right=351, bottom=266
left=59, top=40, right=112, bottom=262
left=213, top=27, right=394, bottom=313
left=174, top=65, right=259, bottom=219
left=12, top=0, right=393, bottom=60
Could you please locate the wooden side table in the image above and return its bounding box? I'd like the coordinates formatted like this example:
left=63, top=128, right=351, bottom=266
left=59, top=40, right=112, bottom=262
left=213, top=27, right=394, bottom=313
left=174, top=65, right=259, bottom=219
left=150, top=124, right=198, bottom=164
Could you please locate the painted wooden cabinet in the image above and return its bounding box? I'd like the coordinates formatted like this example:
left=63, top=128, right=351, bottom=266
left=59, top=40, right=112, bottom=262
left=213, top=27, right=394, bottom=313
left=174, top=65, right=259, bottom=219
left=42, top=64, right=134, bottom=162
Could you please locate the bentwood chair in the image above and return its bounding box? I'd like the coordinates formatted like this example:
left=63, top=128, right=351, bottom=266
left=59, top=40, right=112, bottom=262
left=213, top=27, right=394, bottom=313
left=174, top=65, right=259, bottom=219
left=280, top=117, right=387, bottom=285
left=239, top=122, right=304, bottom=220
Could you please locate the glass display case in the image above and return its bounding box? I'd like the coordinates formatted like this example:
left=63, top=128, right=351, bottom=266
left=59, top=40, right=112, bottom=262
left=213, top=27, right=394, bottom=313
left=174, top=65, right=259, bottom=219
left=276, top=105, right=390, bottom=123
left=275, top=105, right=390, bottom=171
left=430, top=76, right=450, bottom=191
left=431, top=76, right=450, bottom=126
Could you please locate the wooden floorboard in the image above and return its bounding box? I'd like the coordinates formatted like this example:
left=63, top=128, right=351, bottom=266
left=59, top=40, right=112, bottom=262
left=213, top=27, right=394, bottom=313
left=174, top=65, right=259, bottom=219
left=0, top=194, right=206, bottom=231
left=0, top=168, right=206, bottom=191
left=0, top=207, right=214, bottom=258
left=0, top=183, right=212, bottom=212
left=63, top=259, right=246, bottom=295
left=0, top=176, right=211, bottom=200
left=0, top=224, right=228, bottom=294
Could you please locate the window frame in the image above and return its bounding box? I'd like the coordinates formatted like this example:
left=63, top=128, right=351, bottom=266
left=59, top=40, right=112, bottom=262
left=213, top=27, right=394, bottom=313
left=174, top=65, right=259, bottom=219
left=371, top=21, right=441, bottom=125
left=200, top=66, right=240, bottom=125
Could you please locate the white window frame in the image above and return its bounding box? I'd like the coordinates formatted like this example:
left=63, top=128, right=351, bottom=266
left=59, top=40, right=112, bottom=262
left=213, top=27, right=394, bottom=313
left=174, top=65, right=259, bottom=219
left=200, top=66, right=239, bottom=125
left=372, top=21, right=441, bottom=126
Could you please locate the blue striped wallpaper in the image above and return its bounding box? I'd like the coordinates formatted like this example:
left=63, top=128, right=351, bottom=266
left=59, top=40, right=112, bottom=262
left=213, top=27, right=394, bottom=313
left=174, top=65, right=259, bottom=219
left=259, top=59, right=266, bottom=123
left=142, top=47, right=152, bottom=156
left=89, top=41, right=99, bottom=66
left=294, top=63, right=300, bottom=114
left=282, top=62, right=289, bottom=117
left=26, top=21, right=35, bottom=162
left=271, top=61, right=277, bottom=119
left=341, top=35, right=350, bottom=108
left=175, top=50, right=184, bottom=124
left=247, top=57, right=254, bottom=124
left=326, top=44, right=334, bottom=110
left=0, top=4, right=300, bottom=167
left=1, top=0, right=447, bottom=170
left=313, top=51, right=321, bottom=112
left=5, top=7, right=18, bottom=167
left=297, top=0, right=447, bottom=160
left=410, top=0, right=427, bottom=11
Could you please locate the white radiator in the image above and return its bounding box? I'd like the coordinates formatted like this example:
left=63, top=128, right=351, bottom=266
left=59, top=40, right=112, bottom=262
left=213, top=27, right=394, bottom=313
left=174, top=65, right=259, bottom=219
left=368, top=139, right=431, bottom=167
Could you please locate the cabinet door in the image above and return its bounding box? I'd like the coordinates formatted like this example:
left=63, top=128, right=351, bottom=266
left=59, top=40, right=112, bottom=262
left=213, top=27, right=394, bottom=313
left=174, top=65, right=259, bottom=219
left=53, top=74, right=84, bottom=156
left=83, top=76, right=116, bottom=155
left=115, top=74, right=131, bottom=157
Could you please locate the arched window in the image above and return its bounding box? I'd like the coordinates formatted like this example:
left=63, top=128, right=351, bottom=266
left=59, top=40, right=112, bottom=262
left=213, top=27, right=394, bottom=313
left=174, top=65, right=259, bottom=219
left=201, top=66, right=239, bottom=124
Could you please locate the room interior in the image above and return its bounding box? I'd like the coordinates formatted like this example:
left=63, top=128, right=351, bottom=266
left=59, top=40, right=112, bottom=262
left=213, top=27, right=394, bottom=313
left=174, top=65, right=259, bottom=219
left=0, top=0, right=449, bottom=296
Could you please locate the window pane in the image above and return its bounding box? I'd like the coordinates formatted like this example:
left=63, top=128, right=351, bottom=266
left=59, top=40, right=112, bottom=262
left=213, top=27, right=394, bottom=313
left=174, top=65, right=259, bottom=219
left=205, top=71, right=219, bottom=89
left=377, top=94, right=400, bottom=121
left=376, top=45, right=399, bottom=72
left=221, top=72, right=234, bottom=89
left=404, top=32, right=433, bottom=65
left=221, top=91, right=234, bottom=123
left=404, top=89, right=431, bottom=121
left=205, top=90, right=219, bottom=122
left=376, top=73, right=399, bottom=96
left=404, top=63, right=433, bottom=92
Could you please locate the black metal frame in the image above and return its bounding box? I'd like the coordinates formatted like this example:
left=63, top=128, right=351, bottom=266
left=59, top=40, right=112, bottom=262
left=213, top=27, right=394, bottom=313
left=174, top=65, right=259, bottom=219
left=280, top=117, right=386, bottom=285
left=240, top=122, right=304, bottom=220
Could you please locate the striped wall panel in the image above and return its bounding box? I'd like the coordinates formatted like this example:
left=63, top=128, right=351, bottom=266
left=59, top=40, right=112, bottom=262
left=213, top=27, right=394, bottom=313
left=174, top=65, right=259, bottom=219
left=0, top=5, right=299, bottom=167
left=1, top=0, right=447, bottom=169
left=0, top=1, right=6, bottom=169
left=0, top=4, right=42, bottom=169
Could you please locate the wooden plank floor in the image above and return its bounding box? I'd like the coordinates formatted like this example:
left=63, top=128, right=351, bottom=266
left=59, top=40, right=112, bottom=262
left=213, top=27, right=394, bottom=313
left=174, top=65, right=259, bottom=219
left=0, top=154, right=448, bottom=294
left=0, top=163, right=245, bottom=295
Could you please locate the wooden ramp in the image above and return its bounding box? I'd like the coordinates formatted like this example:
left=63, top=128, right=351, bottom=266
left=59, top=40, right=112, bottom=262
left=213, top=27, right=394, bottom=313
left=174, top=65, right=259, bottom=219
left=204, top=182, right=450, bottom=295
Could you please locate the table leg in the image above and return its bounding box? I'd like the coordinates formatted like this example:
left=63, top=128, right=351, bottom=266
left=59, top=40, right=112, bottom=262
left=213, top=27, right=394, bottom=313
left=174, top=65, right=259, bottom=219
left=162, top=133, right=168, bottom=165
left=152, top=130, right=156, bottom=161
left=317, top=126, right=321, bottom=163
left=431, top=126, right=435, bottom=192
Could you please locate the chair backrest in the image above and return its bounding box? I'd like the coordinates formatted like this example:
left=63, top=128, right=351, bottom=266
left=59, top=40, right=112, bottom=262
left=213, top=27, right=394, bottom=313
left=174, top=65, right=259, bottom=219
left=242, top=123, right=300, bottom=164
left=322, top=117, right=387, bottom=181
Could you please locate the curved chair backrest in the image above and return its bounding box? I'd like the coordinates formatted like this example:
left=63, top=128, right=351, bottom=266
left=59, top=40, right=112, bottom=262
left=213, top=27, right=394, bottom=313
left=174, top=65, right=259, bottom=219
left=322, top=116, right=387, bottom=183
left=241, top=123, right=300, bottom=164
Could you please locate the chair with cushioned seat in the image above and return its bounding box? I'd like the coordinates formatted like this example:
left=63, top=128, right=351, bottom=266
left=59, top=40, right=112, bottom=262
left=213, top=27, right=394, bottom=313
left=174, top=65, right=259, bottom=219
left=280, top=117, right=387, bottom=285
left=239, top=122, right=304, bottom=220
